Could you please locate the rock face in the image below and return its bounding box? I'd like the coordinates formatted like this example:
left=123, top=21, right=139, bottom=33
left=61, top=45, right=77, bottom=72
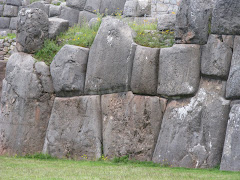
left=102, top=92, right=166, bottom=161
left=201, top=35, right=233, bottom=79
left=0, top=53, right=55, bottom=155
left=43, top=96, right=102, bottom=160
left=100, top=0, right=127, bottom=15
left=48, top=17, right=69, bottom=39
left=0, top=17, right=10, bottom=29
left=157, top=44, right=201, bottom=97
left=28, top=2, right=49, bottom=16
left=84, top=0, right=101, bottom=13
left=3, top=5, right=18, bottom=17
left=49, top=4, right=61, bottom=17
left=123, top=0, right=151, bottom=17
left=66, top=0, right=87, bottom=11
left=131, top=45, right=159, bottom=95
left=16, top=8, right=49, bottom=54
left=84, top=17, right=136, bottom=95
left=211, top=0, right=240, bottom=35
left=175, top=0, right=214, bottom=44
left=153, top=79, right=230, bottom=168
left=226, top=36, right=240, bottom=99
left=50, top=45, right=89, bottom=97
left=78, top=11, right=97, bottom=26
left=59, top=6, right=79, bottom=27
left=157, top=14, right=176, bottom=31
left=0, top=61, right=7, bottom=98
left=220, top=103, right=240, bottom=171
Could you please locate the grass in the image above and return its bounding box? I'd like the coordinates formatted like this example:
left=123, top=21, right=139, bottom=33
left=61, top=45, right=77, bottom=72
left=0, top=33, right=16, bottom=39
left=0, top=156, right=240, bottom=180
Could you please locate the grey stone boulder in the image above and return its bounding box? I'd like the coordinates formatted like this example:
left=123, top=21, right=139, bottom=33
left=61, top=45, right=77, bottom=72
left=3, top=5, right=18, bottom=17
left=28, top=2, right=49, bottom=16
left=123, top=0, right=151, bottom=17
left=5, top=0, right=22, bottom=6
left=201, top=35, right=233, bottom=79
left=100, top=0, right=127, bottom=15
left=226, top=36, right=240, bottom=99
left=84, top=17, right=136, bottom=95
left=48, top=17, right=69, bottom=39
left=175, top=0, right=214, bottom=45
left=157, top=14, right=176, bottom=30
left=9, top=17, right=18, bottom=30
left=157, top=44, right=201, bottom=97
left=102, top=91, right=166, bottom=161
left=131, top=45, right=159, bottom=95
left=49, top=4, right=61, bottom=17
left=50, top=45, right=89, bottom=97
left=43, top=96, right=102, bottom=160
left=84, top=0, right=101, bottom=13
left=66, top=0, right=87, bottom=11
left=22, top=0, right=30, bottom=6
left=78, top=10, right=97, bottom=26
left=211, top=0, right=240, bottom=35
left=153, top=78, right=230, bottom=168
left=0, top=17, right=10, bottom=29
left=59, top=6, right=79, bottom=27
left=220, top=103, right=240, bottom=171
left=16, top=8, right=49, bottom=54
left=0, top=53, right=55, bottom=156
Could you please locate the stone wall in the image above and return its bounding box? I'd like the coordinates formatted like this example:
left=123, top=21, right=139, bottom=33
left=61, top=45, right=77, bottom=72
left=151, top=0, right=181, bottom=16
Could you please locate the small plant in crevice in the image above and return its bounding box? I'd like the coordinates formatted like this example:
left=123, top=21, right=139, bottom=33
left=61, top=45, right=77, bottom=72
left=112, top=155, right=129, bottom=163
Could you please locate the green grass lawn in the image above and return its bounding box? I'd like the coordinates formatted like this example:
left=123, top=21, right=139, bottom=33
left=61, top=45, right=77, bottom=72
left=0, top=156, right=239, bottom=180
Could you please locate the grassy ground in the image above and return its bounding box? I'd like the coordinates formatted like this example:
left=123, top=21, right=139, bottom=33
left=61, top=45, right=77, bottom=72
left=0, top=156, right=239, bottom=180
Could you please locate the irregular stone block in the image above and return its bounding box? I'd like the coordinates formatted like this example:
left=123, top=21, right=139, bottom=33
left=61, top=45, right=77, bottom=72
left=43, top=96, right=102, bottom=160
left=50, top=45, right=89, bottom=97
left=211, top=0, right=240, bottom=35
left=3, top=5, right=18, bottom=17
left=49, top=4, right=61, bottom=17
left=78, top=10, right=97, bottom=26
left=175, top=0, right=214, bottom=44
left=131, top=45, right=159, bottom=95
left=9, top=17, right=18, bottom=30
left=157, top=14, right=176, bottom=30
left=153, top=78, right=230, bottom=168
left=0, top=17, right=10, bottom=29
left=201, top=35, right=233, bottom=79
left=84, top=17, right=136, bottom=95
left=48, top=17, right=69, bottom=39
left=0, top=53, right=55, bottom=156
left=102, top=91, right=166, bottom=161
left=0, top=61, right=7, bottom=98
left=28, top=2, right=49, bottom=16
left=100, top=0, right=127, bottom=15
left=123, top=0, right=151, bottom=17
left=59, top=6, right=79, bottom=27
left=226, top=36, right=240, bottom=99
left=66, top=0, right=87, bottom=11
left=16, top=8, right=49, bottom=54
left=84, top=0, right=101, bottom=13
left=220, top=103, right=240, bottom=171
left=157, top=44, right=201, bottom=97
left=5, top=0, right=22, bottom=6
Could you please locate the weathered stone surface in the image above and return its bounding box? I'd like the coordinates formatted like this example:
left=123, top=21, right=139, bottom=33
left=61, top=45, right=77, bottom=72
left=3, top=5, right=18, bottom=17
left=153, top=78, right=230, bottom=168
left=5, top=0, right=22, bottom=6
left=211, top=0, right=240, bottom=35
left=0, top=61, right=7, bottom=98
left=50, top=45, right=89, bottom=97
left=78, top=10, right=97, bottom=26
left=157, top=44, right=201, bottom=97
left=43, top=96, right=102, bottom=160
left=102, top=91, right=166, bottom=161
left=28, top=2, right=49, bottom=16
left=16, top=8, right=49, bottom=54
left=49, top=4, right=61, bottom=17
left=0, top=5, right=3, bottom=16
left=157, top=14, right=176, bottom=30
left=226, top=36, right=240, bottom=99
left=9, top=17, right=18, bottom=30
left=131, top=45, right=159, bottom=95
left=0, top=53, right=55, bottom=156
left=100, top=0, right=127, bottom=15
left=66, top=0, right=87, bottom=11
left=175, top=0, right=214, bottom=44
left=201, top=35, right=233, bottom=79
left=59, top=6, right=79, bottom=27
left=0, top=17, right=10, bottom=29
left=84, top=0, right=101, bottom=13
left=48, top=17, right=69, bottom=39
left=123, top=0, right=151, bottom=17
left=84, top=17, right=136, bottom=95
left=220, top=103, right=240, bottom=171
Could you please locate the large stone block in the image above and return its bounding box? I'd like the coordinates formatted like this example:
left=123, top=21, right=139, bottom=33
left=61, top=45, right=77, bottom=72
left=157, top=14, right=176, bottom=30
left=153, top=78, right=230, bottom=168
left=0, top=61, right=7, bottom=98
left=175, top=0, right=214, bottom=44
left=0, top=17, right=10, bottom=29
left=9, top=17, right=18, bottom=30
left=48, top=17, right=69, bottom=39
left=43, top=96, right=102, bottom=160
left=49, top=4, right=61, bottom=17
left=201, top=35, right=233, bottom=79
left=5, top=0, right=22, bottom=6
left=157, top=44, right=201, bottom=97
left=211, top=0, right=240, bottom=35
left=78, top=10, right=97, bottom=26
left=226, top=36, right=240, bottom=99
left=3, top=5, right=18, bottom=17
left=84, top=0, right=101, bottom=13
left=59, top=6, right=79, bottom=27
left=123, top=0, right=151, bottom=17
left=0, top=5, right=3, bottom=16
left=84, top=17, right=136, bottom=95
left=16, top=8, right=49, bottom=54
left=66, top=0, right=87, bottom=11
left=220, top=103, right=240, bottom=171
left=100, top=0, right=127, bottom=15
left=102, top=91, right=166, bottom=161
left=131, top=45, right=159, bottom=95
left=0, top=53, right=55, bottom=156
left=50, top=45, right=89, bottom=97
left=28, top=2, right=49, bottom=16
